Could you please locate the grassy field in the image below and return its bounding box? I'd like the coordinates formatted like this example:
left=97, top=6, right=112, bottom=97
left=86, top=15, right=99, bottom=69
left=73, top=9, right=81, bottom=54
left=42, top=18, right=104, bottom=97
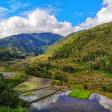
left=68, top=89, right=91, bottom=99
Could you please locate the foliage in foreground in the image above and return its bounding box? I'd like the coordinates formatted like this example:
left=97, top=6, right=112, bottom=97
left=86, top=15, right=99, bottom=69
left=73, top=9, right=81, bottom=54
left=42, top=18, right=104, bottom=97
left=0, top=106, right=27, bottom=112
left=0, top=74, right=26, bottom=108
left=10, top=72, right=28, bottom=87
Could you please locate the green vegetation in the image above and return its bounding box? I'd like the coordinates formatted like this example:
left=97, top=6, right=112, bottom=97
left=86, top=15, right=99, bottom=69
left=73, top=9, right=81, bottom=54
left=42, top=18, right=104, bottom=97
left=10, top=72, right=27, bottom=87
left=2, top=21, right=112, bottom=109
left=0, top=33, right=62, bottom=56
left=0, top=106, right=27, bottom=112
left=15, top=22, right=112, bottom=99
left=51, top=80, right=63, bottom=86
left=101, top=83, right=112, bottom=93
left=48, top=22, right=112, bottom=73
left=0, top=22, right=111, bottom=107
left=0, top=73, right=28, bottom=112
left=68, top=89, right=91, bottom=99
left=0, top=48, right=25, bottom=61
left=0, top=74, right=25, bottom=107
left=19, top=55, right=112, bottom=98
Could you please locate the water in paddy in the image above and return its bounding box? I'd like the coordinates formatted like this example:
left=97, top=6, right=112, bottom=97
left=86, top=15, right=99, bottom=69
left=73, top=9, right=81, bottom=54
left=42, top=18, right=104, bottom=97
left=27, top=92, right=110, bottom=112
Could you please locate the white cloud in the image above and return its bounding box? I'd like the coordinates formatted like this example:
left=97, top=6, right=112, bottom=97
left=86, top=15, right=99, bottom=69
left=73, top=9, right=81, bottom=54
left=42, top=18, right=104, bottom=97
left=0, top=9, right=74, bottom=38
left=0, top=0, right=112, bottom=38
left=74, top=0, right=112, bottom=31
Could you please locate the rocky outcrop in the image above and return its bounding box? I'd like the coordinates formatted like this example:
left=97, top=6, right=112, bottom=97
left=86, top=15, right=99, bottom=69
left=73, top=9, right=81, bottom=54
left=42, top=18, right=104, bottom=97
left=89, top=93, right=112, bottom=112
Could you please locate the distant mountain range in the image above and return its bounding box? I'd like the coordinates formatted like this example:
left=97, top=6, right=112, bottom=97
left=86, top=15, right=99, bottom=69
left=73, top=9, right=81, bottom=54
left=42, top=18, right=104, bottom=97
left=0, top=33, right=63, bottom=57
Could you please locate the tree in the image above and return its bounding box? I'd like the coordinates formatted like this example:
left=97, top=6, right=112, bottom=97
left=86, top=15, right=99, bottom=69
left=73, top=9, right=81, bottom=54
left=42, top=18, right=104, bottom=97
left=0, top=74, right=20, bottom=107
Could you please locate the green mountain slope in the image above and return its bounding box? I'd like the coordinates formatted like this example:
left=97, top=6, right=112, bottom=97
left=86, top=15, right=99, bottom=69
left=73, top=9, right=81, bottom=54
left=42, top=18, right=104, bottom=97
left=48, top=23, right=112, bottom=59
left=9, top=23, right=112, bottom=98
left=0, top=33, right=63, bottom=56
left=47, top=22, right=112, bottom=73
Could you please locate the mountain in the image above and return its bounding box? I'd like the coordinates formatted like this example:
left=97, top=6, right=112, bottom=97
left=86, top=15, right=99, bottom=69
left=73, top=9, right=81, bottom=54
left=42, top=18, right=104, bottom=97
left=0, top=33, right=63, bottom=56
left=47, top=22, right=112, bottom=73
left=48, top=23, right=112, bottom=57
left=18, top=22, right=112, bottom=78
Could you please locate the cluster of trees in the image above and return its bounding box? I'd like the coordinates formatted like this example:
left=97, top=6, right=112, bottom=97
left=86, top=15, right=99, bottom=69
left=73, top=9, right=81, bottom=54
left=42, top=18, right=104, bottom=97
left=102, top=83, right=112, bottom=93
left=0, top=74, right=19, bottom=107
left=0, top=107, right=27, bottom=112
left=24, top=61, right=69, bottom=84
left=0, top=73, right=27, bottom=112
left=0, top=48, right=25, bottom=61
left=24, top=61, right=51, bottom=78
left=89, top=56, right=112, bottom=73
left=10, top=72, right=28, bottom=87
left=50, top=22, right=112, bottom=73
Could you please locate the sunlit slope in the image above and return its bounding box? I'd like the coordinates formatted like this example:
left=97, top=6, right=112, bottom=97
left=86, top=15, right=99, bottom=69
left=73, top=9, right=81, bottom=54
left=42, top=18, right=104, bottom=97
left=47, top=23, right=112, bottom=61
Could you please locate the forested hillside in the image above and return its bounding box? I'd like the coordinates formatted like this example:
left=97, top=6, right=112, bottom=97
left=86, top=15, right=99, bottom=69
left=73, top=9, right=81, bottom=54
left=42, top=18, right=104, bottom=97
left=48, top=22, right=112, bottom=73
left=0, top=33, right=63, bottom=56
left=0, top=48, right=25, bottom=61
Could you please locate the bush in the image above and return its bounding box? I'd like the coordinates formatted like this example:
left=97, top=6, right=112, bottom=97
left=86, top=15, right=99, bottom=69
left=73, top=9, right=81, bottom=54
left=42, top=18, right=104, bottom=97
left=89, top=56, right=112, bottom=73
left=10, top=72, right=27, bottom=87
left=0, top=74, right=25, bottom=107
left=0, top=106, right=27, bottom=112
left=102, top=83, right=112, bottom=93
left=53, top=73, right=68, bottom=82
left=104, top=62, right=112, bottom=73
left=89, top=61, right=101, bottom=70
left=62, top=66, right=75, bottom=73
left=24, top=62, right=51, bottom=78
left=51, top=80, right=63, bottom=86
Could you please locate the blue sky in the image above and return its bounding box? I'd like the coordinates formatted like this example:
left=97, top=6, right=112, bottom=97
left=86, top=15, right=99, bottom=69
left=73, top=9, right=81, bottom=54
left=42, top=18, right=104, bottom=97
left=0, top=0, right=102, bottom=25
left=0, top=0, right=112, bottom=37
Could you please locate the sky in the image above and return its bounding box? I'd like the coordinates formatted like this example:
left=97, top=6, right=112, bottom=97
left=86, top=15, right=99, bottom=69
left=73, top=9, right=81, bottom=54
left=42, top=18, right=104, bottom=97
left=0, top=0, right=112, bottom=38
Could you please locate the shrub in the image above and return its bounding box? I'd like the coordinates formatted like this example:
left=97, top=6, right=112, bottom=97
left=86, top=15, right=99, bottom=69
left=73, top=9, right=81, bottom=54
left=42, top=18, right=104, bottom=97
left=0, top=74, right=25, bottom=107
left=24, top=62, right=51, bottom=78
left=0, top=106, right=27, bottom=112
left=102, top=83, right=112, bottom=93
left=51, top=80, right=62, bottom=86
left=12, top=72, right=27, bottom=83
left=62, top=66, right=75, bottom=73
left=10, top=72, right=27, bottom=87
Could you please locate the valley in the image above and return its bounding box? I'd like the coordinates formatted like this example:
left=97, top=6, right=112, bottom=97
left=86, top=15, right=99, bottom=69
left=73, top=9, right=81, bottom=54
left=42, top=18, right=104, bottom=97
left=0, top=22, right=112, bottom=112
